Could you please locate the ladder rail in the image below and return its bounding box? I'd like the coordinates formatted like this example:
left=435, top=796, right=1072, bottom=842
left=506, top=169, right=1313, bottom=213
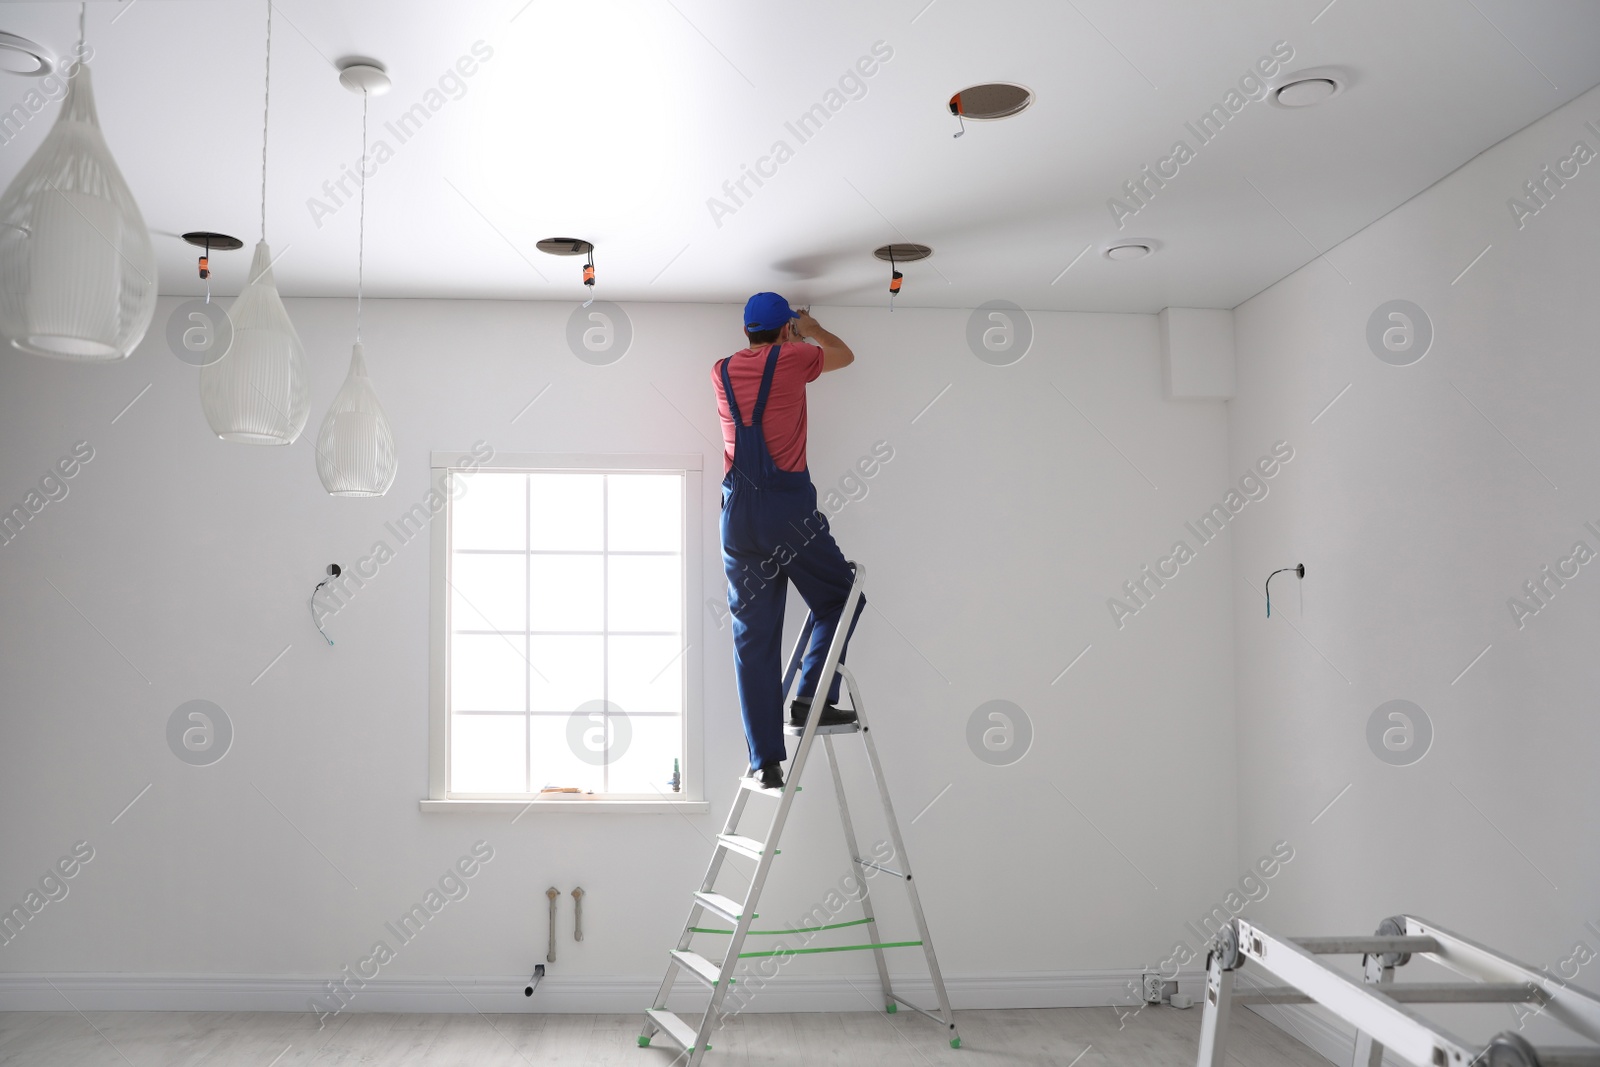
left=1397, top=915, right=1600, bottom=1044
left=821, top=729, right=895, bottom=1009
left=641, top=778, right=753, bottom=1043
left=844, top=661, right=960, bottom=1041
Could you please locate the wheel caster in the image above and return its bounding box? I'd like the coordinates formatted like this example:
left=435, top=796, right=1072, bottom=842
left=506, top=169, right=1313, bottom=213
left=1213, top=922, right=1243, bottom=971
left=1375, top=916, right=1412, bottom=968
left=1481, top=1032, right=1539, bottom=1067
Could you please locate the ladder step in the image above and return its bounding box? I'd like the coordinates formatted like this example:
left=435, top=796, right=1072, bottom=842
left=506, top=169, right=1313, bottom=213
left=739, top=775, right=796, bottom=796
left=645, top=1009, right=700, bottom=1052
left=671, top=949, right=729, bottom=988
left=717, top=834, right=775, bottom=860
left=693, top=891, right=748, bottom=924
left=784, top=721, right=859, bottom=736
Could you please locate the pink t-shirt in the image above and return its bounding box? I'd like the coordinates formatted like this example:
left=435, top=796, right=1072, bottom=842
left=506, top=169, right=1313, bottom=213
left=712, top=342, right=825, bottom=474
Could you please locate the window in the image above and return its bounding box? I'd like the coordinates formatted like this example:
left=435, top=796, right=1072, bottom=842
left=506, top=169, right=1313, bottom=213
left=427, top=452, right=703, bottom=808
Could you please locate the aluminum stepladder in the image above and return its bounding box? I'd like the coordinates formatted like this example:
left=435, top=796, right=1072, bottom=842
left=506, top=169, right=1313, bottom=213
left=638, top=564, right=960, bottom=1063
left=1197, top=915, right=1600, bottom=1067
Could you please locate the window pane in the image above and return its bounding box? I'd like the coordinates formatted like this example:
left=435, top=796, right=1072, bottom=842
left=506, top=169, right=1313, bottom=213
left=609, top=635, right=684, bottom=714
left=529, top=713, right=605, bottom=793
left=608, top=474, right=682, bottom=552
left=452, top=471, right=525, bottom=551
left=530, top=555, right=603, bottom=631
left=451, top=634, right=526, bottom=712
left=448, top=463, right=690, bottom=798
left=450, top=553, right=526, bottom=633
left=527, top=635, right=604, bottom=713
left=608, top=555, right=682, bottom=632
left=606, top=714, right=683, bottom=795
left=529, top=473, right=603, bottom=551
left=452, top=714, right=526, bottom=793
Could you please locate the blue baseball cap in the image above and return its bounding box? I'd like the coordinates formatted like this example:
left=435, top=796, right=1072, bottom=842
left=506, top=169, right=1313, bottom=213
left=744, top=292, right=799, bottom=332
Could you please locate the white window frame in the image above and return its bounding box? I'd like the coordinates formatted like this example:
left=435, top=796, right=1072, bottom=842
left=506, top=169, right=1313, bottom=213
left=422, top=451, right=707, bottom=814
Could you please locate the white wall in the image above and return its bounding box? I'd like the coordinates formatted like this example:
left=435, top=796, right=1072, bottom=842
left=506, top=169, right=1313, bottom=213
left=1230, top=80, right=1600, bottom=1044
left=0, top=293, right=1239, bottom=1011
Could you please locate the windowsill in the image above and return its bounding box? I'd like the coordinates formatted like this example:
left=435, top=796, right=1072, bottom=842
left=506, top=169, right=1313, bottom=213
left=420, top=798, right=710, bottom=815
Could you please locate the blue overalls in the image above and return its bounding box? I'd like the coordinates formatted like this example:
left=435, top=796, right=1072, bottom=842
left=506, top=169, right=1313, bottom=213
left=720, top=346, right=865, bottom=772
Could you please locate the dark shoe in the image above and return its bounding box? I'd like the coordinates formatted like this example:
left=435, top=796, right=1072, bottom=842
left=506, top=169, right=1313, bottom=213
left=758, top=763, right=784, bottom=790
left=788, top=698, right=858, bottom=729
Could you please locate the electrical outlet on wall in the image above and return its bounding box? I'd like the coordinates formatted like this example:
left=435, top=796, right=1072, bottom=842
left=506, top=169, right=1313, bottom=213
left=1141, top=974, right=1179, bottom=1004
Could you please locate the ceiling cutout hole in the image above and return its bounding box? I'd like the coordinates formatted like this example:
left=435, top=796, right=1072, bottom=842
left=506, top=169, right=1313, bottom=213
left=873, top=243, right=933, bottom=263
left=948, top=83, right=1033, bottom=121
left=182, top=232, right=245, bottom=251
left=1269, top=67, right=1348, bottom=109
left=0, top=31, right=53, bottom=76
left=1104, top=241, right=1155, bottom=262
left=1275, top=79, right=1336, bottom=107
left=537, top=238, right=594, bottom=256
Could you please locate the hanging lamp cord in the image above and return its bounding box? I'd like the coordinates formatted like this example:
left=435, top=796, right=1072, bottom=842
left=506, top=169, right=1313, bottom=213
left=357, top=88, right=367, bottom=343
left=260, top=0, right=271, bottom=243
left=78, top=3, right=86, bottom=53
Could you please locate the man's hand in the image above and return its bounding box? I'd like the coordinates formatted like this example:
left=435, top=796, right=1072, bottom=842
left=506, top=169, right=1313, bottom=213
left=793, top=310, right=854, bottom=372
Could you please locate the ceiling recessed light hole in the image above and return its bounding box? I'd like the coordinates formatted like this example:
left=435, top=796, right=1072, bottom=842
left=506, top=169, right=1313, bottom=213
left=1268, top=67, right=1348, bottom=109
left=873, top=244, right=932, bottom=263
left=948, top=83, right=1033, bottom=121
left=1104, top=242, right=1153, bottom=261
left=0, top=31, right=53, bottom=76
left=1275, top=78, right=1337, bottom=107
left=537, top=238, right=595, bottom=256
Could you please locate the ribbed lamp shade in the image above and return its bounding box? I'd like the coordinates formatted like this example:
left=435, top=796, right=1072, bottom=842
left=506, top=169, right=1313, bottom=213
left=315, top=342, right=396, bottom=496
left=0, top=65, right=156, bottom=361
left=200, top=240, right=308, bottom=444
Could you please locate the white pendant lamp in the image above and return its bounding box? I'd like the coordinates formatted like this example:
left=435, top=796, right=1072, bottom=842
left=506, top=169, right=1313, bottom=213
left=315, top=63, right=395, bottom=497
left=199, top=0, right=307, bottom=444
left=0, top=6, right=156, bottom=361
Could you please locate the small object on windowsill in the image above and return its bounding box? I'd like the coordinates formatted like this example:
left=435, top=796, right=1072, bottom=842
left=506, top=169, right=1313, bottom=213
left=538, top=786, right=594, bottom=799
left=669, top=758, right=681, bottom=793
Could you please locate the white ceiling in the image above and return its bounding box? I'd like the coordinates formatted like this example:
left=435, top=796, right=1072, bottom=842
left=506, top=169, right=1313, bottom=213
left=2, top=0, right=1598, bottom=312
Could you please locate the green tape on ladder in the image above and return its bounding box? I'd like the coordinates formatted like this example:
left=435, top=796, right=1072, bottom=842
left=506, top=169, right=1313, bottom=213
left=737, top=939, right=923, bottom=959
left=689, top=916, right=875, bottom=936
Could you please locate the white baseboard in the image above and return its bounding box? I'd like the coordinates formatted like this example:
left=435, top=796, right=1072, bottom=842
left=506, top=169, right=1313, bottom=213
left=1248, top=1002, right=1408, bottom=1067
left=0, top=969, right=1204, bottom=1016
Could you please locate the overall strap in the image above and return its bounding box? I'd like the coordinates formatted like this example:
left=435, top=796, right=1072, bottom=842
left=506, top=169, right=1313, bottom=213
left=749, top=345, right=783, bottom=426
left=718, top=357, right=744, bottom=427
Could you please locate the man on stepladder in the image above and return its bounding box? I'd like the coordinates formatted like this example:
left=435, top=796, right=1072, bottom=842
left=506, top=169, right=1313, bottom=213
left=713, top=293, right=866, bottom=791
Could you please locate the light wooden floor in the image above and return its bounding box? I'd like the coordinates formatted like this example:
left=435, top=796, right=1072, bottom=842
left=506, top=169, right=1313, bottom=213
left=0, top=1005, right=1330, bottom=1066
